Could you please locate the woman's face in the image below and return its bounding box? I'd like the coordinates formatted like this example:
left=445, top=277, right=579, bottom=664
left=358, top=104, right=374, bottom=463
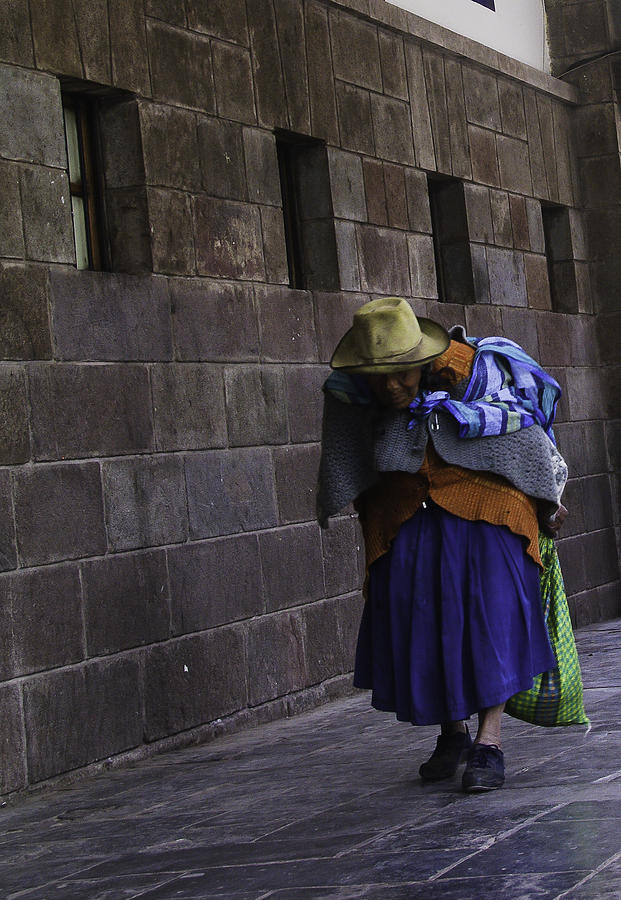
left=366, top=367, right=422, bottom=409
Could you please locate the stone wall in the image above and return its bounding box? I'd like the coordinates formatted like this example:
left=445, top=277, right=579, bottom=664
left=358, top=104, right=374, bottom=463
left=0, top=0, right=619, bottom=794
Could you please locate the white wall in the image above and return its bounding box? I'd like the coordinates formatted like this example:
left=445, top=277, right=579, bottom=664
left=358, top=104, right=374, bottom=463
left=387, top=0, right=550, bottom=72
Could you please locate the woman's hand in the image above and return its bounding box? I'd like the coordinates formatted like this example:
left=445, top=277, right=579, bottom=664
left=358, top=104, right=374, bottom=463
left=539, top=503, right=568, bottom=538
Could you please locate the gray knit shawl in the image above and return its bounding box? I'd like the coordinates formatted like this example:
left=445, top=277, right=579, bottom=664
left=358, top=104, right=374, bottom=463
left=317, top=377, right=568, bottom=527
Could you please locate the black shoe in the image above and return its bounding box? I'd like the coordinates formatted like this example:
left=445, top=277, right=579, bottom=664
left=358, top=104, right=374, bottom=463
left=419, top=727, right=473, bottom=781
left=462, top=743, right=505, bottom=793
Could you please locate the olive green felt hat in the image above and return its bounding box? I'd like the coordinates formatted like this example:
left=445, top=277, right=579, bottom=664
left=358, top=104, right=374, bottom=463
left=330, top=297, right=450, bottom=373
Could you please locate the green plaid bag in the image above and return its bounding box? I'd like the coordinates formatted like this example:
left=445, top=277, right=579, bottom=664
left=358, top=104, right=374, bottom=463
left=505, top=533, right=589, bottom=727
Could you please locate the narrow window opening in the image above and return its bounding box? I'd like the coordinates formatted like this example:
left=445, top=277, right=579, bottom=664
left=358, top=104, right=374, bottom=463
left=541, top=202, right=578, bottom=313
left=427, top=176, right=475, bottom=304
left=62, top=94, right=105, bottom=270
left=276, top=131, right=339, bottom=291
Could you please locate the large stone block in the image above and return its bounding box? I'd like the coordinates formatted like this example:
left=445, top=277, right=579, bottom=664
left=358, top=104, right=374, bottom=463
left=445, top=57, right=472, bottom=180
left=423, top=50, right=451, bottom=175
left=0, top=683, right=26, bottom=794
left=498, top=79, right=527, bottom=140
left=0, top=0, right=33, bottom=66
left=243, top=129, right=281, bottom=205
left=224, top=365, right=288, bottom=446
left=105, top=187, right=153, bottom=275
left=470, top=244, right=491, bottom=304
left=30, top=363, right=153, bottom=460
left=313, top=291, right=367, bottom=363
left=14, top=461, right=105, bottom=566
left=98, top=99, right=145, bottom=190
left=499, top=307, right=539, bottom=359
left=186, top=0, right=248, bottom=43
left=102, top=455, right=187, bottom=552
left=582, top=474, right=614, bottom=533
left=563, top=0, right=609, bottom=57
left=468, top=126, right=500, bottom=187
left=465, top=303, right=502, bottom=338
left=383, top=164, right=408, bottom=230
left=140, top=103, right=201, bottom=191
left=334, top=221, right=361, bottom=291
left=489, top=189, right=513, bottom=248
left=407, top=233, right=438, bottom=300
left=194, top=197, right=265, bottom=280
left=0, top=364, right=29, bottom=464
left=109, top=0, right=150, bottom=94
left=273, top=444, right=320, bottom=525
left=301, top=598, right=346, bottom=684
left=171, top=279, right=259, bottom=362
left=285, top=364, right=326, bottom=443
left=509, top=195, right=530, bottom=250
left=197, top=117, right=247, bottom=201
left=0, top=563, right=83, bottom=680
left=0, top=160, right=24, bottom=257
left=330, top=9, right=381, bottom=91
left=0, top=470, right=16, bottom=571
left=537, top=95, right=559, bottom=202
left=152, top=363, right=226, bottom=451
left=184, top=448, right=278, bottom=538
left=23, top=656, right=143, bottom=782
left=321, top=516, right=364, bottom=599
left=247, top=611, right=306, bottom=705
left=260, top=205, right=289, bottom=285
left=336, top=82, right=375, bottom=156
left=463, top=183, right=493, bottom=244
left=147, top=188, right=195, bottom=275
left=305, top=1, right=339, bottom=143
left=255, top=285, right=318, bottom=362
left=497, top=135, right=533, bottom=196
left=363, top=158, right=387, bottom=226
left=379, top=30, right=407, bottom=100
left=570, top=315, right=599, bottom=367
left=462, top=66, right=501, bottom=130
left=212, top=41, right=256, bottom=125
left=557, top=536, right=586, bottom=598
left=273, top=0, right=311, bottom=134
left=404, top=43, right=435, bottom=171
left=0, top=262, right=51, bottom=360
left=371, top=94, right=415, bottom=166
left=358, top=225, right=410, bottom=295
left=328, top=150, right=367, bottom=222
left=82, top=550, right=170, bottom=655
left=487, top=247, right=527, bottom=307
left=49, top=269, right=172, bottom=361
left=582, top=528, right=619, bottom=590
left=146, top=0, right=186, bottom=27
left=259, top=524, right=325, bottom=611
left=168, top=534, right=263, bottom=634
left=566, top=367, right=605, bottom=422
left=246, top=0, right=287, bottom=128
left=147, top=21, right=215, bottom=110
left=405, top=169, right=432, bottom=234
left=523, top=90, right=548, bottom=200
left=23, top=4, right=81, bottom=81
left=20, top=167, right=74, bottom=264
left=71, top=0, right=112, bottom=83
left=525, top=199, right=545, bottom=254
left=524, top=253, right=552, bottom=311
left=144, top=626, right=247, bottom=739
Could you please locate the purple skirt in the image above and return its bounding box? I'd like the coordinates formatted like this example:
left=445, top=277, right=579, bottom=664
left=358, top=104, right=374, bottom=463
left=354, top=501, right=555, bottom=726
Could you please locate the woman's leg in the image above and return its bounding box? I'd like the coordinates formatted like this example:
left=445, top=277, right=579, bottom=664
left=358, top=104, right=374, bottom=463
left=462, top=704, right=506, bottom=792
left=475, top=703, right=505, bottom=747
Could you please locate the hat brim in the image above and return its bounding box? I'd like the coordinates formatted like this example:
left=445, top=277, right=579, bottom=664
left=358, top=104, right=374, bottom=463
left=330, top=316, right=450, bottom=374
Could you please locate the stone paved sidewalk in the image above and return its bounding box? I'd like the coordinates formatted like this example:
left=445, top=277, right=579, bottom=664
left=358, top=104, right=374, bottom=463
left=2, top=619, right=621, bottom=899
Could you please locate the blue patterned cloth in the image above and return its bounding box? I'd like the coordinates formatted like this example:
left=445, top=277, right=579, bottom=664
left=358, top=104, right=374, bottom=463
left=408, top=337, right=561, bottom=444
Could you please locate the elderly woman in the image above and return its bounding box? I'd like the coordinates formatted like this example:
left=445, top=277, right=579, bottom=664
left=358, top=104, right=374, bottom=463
left=318, top=297, right=568, bottom=793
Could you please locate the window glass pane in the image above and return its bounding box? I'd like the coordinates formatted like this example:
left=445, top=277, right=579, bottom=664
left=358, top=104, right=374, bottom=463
left=71, top=196, right=90, bottom=269
left=63, top=106, right=82, bottom=184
